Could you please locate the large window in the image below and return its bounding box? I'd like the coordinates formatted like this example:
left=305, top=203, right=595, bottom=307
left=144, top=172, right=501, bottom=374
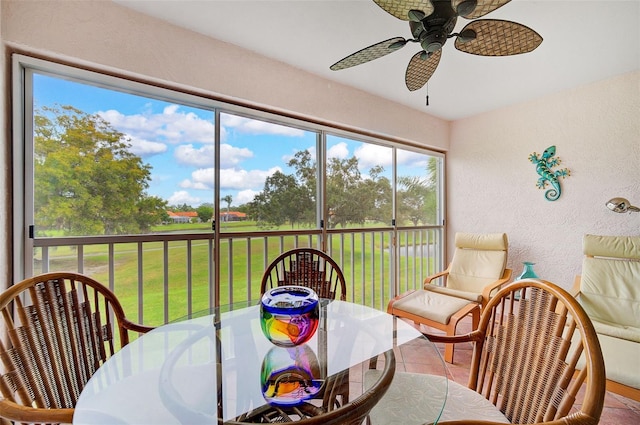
left=13, top=55, right=444, bottom=316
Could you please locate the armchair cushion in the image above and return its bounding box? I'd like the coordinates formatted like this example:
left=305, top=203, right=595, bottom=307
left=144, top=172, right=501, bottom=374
left=592, top=320, right=640, bottom=343
left=444, top=232, right=508, bottom=294
left=580, top=234, right=640, bottom=328
left=595, top=332, right=640, bottom=390
left=389, top=290, right=474, bottom=324
left=423, top=284, right=482, bottom=303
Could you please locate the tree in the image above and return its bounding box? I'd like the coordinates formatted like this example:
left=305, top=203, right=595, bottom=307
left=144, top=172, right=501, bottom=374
left=34, top=105, right=165, bottom=235
left=397, top=157, right=439, bottom=225
left=326, top=156, right=366, bottom=228
left=221, top=195, right=233, bottom=221
left=248, top=171, right=309, bottom=228
left=196, top=205, right=213, bottom=223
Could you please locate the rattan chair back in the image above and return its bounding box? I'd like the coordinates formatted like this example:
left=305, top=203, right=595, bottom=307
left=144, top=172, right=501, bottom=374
left=444, top=279, right=606, bottom=424
left=260, top=248, right=347, bottom=301
left=0, top=272, right=152, bottom=424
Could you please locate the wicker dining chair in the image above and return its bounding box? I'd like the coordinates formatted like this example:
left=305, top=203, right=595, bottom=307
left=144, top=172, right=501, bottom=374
left=369, top=279, right=606, bottom=424
left=0, top=272, right=153, bottom=424
left=260, top=248, right=347, bottom=301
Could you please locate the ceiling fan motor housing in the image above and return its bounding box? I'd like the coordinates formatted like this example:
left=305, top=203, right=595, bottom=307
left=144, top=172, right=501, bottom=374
left=416, top=1, right=458, bottom=53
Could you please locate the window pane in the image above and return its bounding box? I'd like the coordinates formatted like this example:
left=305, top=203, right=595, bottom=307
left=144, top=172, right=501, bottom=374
left=223, top=112, right=319, bottom=231
left=32, top=73, right=216, bottom=237
left=396, top=148, right=441, bottom=226
left=326, top=134, right=392, bottom=228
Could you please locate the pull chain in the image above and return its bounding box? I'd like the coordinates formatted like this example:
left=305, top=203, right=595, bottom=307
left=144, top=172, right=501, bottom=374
left=425, top=83, right=429, bottom=106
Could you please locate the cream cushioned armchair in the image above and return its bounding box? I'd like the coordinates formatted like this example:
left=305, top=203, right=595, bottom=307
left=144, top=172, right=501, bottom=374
left=387, top=232, right=511, bottom=363
left=574, top=234, right=640, bottom=401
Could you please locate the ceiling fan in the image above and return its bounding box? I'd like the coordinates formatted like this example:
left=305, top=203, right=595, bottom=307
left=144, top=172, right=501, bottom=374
left=330, top=0, right=542, bottom=91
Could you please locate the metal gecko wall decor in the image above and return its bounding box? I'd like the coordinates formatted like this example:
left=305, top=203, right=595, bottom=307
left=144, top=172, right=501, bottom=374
left=528, top=145, right=570, bottom=201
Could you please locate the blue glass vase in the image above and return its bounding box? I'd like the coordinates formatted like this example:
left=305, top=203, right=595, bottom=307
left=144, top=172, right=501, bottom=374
left=517, top=261, right=539, bottom=280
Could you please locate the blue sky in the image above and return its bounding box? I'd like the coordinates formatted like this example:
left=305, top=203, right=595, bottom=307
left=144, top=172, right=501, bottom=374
left=34, top=73, right=431, bottom=208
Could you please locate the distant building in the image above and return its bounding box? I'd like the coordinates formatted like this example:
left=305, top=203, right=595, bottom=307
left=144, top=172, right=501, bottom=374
left=167, top=211, right=199, bottom=223
left=220, top=211, right=247, bottom=222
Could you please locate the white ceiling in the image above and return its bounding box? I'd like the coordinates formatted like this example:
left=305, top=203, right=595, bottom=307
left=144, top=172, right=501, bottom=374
left=114, top=0, right=640, bottom=121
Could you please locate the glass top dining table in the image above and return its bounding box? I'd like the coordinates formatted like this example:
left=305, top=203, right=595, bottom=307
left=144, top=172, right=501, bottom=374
left=73, top=299, right=448, bottom=424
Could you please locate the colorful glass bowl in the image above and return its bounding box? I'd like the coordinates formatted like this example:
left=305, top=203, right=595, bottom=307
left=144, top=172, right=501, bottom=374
left=259, top=286, right=319, bottom=347
left=260, top=344, right=323, bottom=407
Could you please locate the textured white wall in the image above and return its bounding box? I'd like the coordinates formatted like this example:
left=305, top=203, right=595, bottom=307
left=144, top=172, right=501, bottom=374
left=449, top=71, right=640, bottom=289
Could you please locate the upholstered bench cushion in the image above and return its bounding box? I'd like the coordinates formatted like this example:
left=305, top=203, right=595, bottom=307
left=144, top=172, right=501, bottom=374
left=593, top=320, right=640, bottom=343
left=424, top=284, right=483, bottom=303
left=599, top=332, right=640, bottom=389
left=390, top=290, right=475, bottom=324
left=365, top=372, right=510, bottom=424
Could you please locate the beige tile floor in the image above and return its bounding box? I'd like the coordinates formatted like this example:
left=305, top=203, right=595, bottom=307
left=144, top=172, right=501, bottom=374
left=405, top=317, right=640, bottom=424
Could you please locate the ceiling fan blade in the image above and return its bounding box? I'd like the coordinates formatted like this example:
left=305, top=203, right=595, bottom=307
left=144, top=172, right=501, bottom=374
left=405, top=50, right=442, bottom=91
left=330, top=37, right=407, bottom=70
left=373, top=0, right=434, bottom=21
left=454, top=19, right=542, bottom=56
left=452, top=0, right=511, bottom=19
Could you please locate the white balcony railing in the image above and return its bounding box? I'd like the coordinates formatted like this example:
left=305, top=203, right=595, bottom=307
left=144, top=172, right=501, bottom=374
left=33, top=227, right=443, bottom=327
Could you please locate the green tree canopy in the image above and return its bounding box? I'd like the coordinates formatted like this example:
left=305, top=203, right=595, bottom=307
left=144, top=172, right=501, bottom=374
left=247, top=149, right=436, bottom=229
left=34, top=105, right=167, bottom=236
left=196, top=205, right=214, bottom=223
left=248, top=171, right=310, bottom=228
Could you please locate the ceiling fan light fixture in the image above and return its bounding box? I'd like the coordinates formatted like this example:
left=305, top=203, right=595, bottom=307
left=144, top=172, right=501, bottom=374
left=407, top=9, right=426, bottom=22
left=457, top=28, right=477, bottom=43
left=388, top=39, right=407, bottom=50
left=456, top=0, right=477, bottom=17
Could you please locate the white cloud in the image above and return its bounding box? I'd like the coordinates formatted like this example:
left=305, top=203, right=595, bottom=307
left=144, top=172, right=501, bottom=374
left=397, top=150, right=430, bottom=169
left=168, top=190, right=201, bottom=206
left=221, top=114, right=305, bottom=137
left=327, top=142, right=349, bottom=160
left=177, top=166, right=281, bottom=192
left=98, top=106, right=216, bottom=145
left=220, top=166, right=281, bottom=190
left=354, top=144, right=392, bottom=169
left=220, top=144, right=253, bottom=168
left=174, top=143, right=253, bottom=168
left=236, top=189, right=259, bottom=205
left=126, top=135, right=167, bottom=157
left=174, top=145, right=214, bottom=168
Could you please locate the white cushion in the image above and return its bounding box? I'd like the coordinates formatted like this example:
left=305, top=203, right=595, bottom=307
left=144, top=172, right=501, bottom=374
left=593, top=320, right=640, bottom=343
left=575, top=326, right=640, bottom=390
left=580, top=234, right=640, bottom=328
left=445, top=233, right=508, bottom=294
left=390, top=290, right=475, bottom=325
left=423, top=284, right=482, bottom=303
left=365, top=372, right=510, bottom=424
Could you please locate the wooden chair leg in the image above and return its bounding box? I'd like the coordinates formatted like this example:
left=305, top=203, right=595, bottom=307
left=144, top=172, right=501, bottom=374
left=445, top=303, right=482, bottom=364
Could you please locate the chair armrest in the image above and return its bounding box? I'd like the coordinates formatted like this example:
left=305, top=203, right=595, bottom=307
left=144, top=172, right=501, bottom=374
left=122, top=318, right=155, bottom=334
left=423, top=329, right=484, bottom=345
left=571, top=275, right=582, bottom=297
left=423, top=264, right=452, bottom=286
left=480, top=268, right=512, bottom=308
left=0, top=399, right=73, bottom=424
